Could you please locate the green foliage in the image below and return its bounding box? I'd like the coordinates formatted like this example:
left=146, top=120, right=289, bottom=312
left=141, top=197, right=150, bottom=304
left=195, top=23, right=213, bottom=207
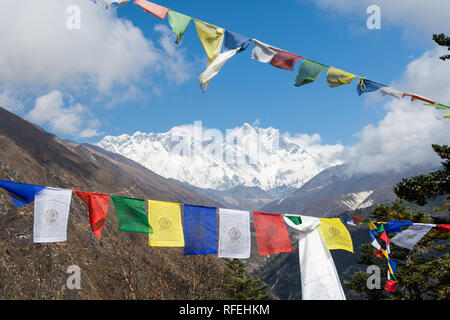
left=223, top=259, right=268, bottom=300
left=433, top=33, right=450, bottom=61
left=345, top=201, right=450, bottom=300
left=394, top=144, right=450, bottom=209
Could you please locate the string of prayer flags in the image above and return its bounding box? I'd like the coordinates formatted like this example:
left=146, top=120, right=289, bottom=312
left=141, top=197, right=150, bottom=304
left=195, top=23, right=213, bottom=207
left=194, top=20, right=225, bottom=62
left=253, top=212, right=292, bottom=255
left=134, top=0, right=169, bottom=20
left=148, top=200, right=184, bottom=247
left=182, top=205, right=217, bottom=255
left=402, top=93, right=436, bottom=104
left=167, top=10, right=192, bottom=45
left=356, top=79, right=386, bottom=96
left=0, top=180, right=45, bottom=207
left=199, top=47, right=239, bottom=92
left=251, top=40, right=278, bottom=63
left=33, top=187, right=72, bottom=243
left=380, top=86, right=405, bottom=99
left=218, top=209, right=251, bottom=259
left=437, top=224, right=450, bottom=233
left=74, top=191, right=109, bottom=239
left=270, top=50, right=303, bottom=71
left=294, top=59, right=329, bottom=87
left=284, top=215, right=346, bottom=300
left=111, top=195, right=153, bottom=234
left=326, top=67, right=359, bottom=88
left=391, top=223, right=435, bottom=250
left=318, top=218, right=354, bottom=253
left=224, top=30, right=251, bottom=53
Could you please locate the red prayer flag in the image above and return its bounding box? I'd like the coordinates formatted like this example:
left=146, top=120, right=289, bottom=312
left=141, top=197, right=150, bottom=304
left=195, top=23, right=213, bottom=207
left=134, top=0, right=169, bottom=20
left=402, top=93, right=436, bottom=104
left=353, top=216, right=363, bottom=222
left=375, top=248, right=384, bottom=259
left=74, top=191, right=109, bottom=239
left=380, top=231, right=390, bottom=244
left=253, top=211, right=292, bottom=255
left=437, top=224, right=450, bottom=233
left=270, top=50, right=303, bottom=70
left=384, top=279, right=398, bottom=292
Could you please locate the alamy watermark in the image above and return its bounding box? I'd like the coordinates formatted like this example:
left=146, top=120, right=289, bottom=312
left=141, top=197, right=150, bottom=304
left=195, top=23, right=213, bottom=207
left=367, top=5, right=381, bottom=30
left=169, top=121, right=280, bottom=165
left=366, top=265, right=381, bottom=289
left=66, top=265, right=81, bottom=290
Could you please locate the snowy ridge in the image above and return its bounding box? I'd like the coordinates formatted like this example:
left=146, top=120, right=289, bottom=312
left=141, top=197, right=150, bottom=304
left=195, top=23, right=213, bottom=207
left=340, top=190, right=374, bottom=211
left=97, top=123, right=341, bottom=191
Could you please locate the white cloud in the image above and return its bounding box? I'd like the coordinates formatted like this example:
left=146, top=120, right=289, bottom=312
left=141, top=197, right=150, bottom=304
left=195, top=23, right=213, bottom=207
left=343, top=47, right=450, bottom=175
left=26, top=90, right=100, bottom=138
left=0, top=89, right=24, bottom=112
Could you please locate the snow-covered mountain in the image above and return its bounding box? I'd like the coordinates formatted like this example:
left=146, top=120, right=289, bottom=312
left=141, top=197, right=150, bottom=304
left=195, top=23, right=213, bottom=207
left=97, top=123, right=341, bottom=192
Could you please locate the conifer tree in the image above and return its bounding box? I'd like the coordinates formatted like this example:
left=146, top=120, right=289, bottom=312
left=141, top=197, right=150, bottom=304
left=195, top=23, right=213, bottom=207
left=223, top=259, right=269, bottom=300
left=433, top=33, right=450, bottom=61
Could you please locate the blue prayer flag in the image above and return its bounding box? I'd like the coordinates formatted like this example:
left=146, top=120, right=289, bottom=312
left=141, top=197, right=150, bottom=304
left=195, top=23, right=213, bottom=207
left=0, top=180, right=45, bottom=207
left=224, top=30, right=251, bottom=53
left=183, top=205, right=217, bottom=255
left=356, top=79, right=386, bottom=96
left=388, top=259, right=397, bottom=274
left=385, top=221, right=413, bottom=234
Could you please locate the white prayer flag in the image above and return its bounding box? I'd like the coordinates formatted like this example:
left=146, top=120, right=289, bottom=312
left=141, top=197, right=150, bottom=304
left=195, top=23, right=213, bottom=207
left=218, top=208, right=251, bottom=259
left=33, top=187, right=72, bottom=243
left=284, top=215, right=346, bottom=300
left=380, top=86, right=405, bottom=99
left=199, top=48, right=239, bottom=92
left=251, top=39, right=278, bottom=63
left=391, top=223, right=434, bottom=250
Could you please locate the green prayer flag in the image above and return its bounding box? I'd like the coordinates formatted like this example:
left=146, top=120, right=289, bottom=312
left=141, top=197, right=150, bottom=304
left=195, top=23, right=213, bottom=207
left=167, top=10, right=192, bottom=45
left=285, top=215, right=302, bottom=225
left=294, top=59, right=329, bottom=87
left=111, top=196, right=153, bottom=234
left=423, top=103, right=450, bottom=110
left=377, top=223, right=385, bottom=233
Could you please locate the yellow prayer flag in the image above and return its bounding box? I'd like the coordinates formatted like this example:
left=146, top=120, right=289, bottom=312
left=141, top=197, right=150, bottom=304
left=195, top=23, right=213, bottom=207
left=444, top=113, right=450, bottom=119
left=326, top=67, right=359, bottom=88
left=194, top=19, right=224, bottom=62
left=368, top=221, right=377, bottom=230
left=148, top=200, right=185, bottom=247
left=318, top=218, right=354, bottom=253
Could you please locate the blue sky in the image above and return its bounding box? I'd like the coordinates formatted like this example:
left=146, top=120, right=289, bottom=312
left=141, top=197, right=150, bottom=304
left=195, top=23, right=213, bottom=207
left=1, top=0, right=449, bottom=174
left=104, top=0, right=427, bottom=146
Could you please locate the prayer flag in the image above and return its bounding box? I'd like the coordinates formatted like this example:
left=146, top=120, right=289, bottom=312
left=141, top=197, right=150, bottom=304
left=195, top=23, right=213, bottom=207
left=285, top=215, right=302, bottom=225
left=294, top=59, right=328, bottom=87
left=270, top=50, right=303, bottom=71
left=423, top=103, right=450, bottom=110
left=224, top=30, right=251, bottom=52
left=403, top=93, right=436, bottom=104
left=167, top=10, right=191, bottom=44
left=385, top=279, right=398, bottom=292
left=148, top=200, right=184, bottom=247
left=380, top=86, right=405, bottom=99
left=199, top=47, right=239, bottom=92
left=111, top=195, right=152, bottom=234
left=134, top=0, right=169, bottom=20
left=218, top=209, right=251, bottom=259
left=444, top=113, right=450, bottom=119
left=194, top=19, right=225, bottom=62
left=33, top=187, right=72, bottom=243
left=253, top=212, right=292, bottom=255
left=437, top=224, right=450, bottom=233
left=371, top=239, right=381, bottom=251
left=391, top=223, right=433, bottom=250
left=287, top=215, right=346, bottom=300
left=251, top=39, right=278, bottom=63
left=0, top=180, right=45, bottom=207
left=326, top=67, right=358, bottom=88
left=74, top=191, right=109, bottom=239
left=353, top=216, right=363, bottom=222
left=356, top=79, right=386, bottom=95
left=183, top=205, right=217, bottom=255
left=380, top=231, right=390, bottom=244
left=318, top=218, right=353, bottom=253
left=383, top=221, right=413, bottom=234
left=105, top=0, right=130, bottom=9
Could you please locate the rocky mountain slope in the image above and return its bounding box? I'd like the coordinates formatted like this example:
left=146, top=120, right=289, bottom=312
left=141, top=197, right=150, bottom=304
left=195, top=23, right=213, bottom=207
left=0, top=106, right=228, bottom=299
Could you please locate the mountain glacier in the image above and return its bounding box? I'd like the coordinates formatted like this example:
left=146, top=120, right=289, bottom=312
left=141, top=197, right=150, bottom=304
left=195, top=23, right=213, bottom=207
left=97, top=123, right=342, bottom=192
